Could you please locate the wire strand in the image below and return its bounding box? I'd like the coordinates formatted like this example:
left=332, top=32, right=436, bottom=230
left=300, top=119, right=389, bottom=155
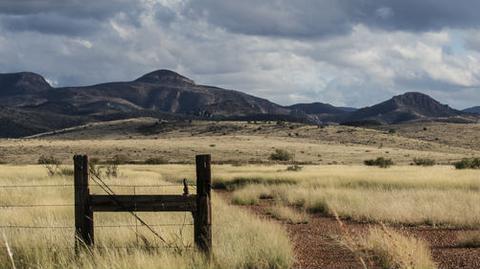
left=0, top=223, right=193, bottom=229
left=88, top=170, right=171, bottom=245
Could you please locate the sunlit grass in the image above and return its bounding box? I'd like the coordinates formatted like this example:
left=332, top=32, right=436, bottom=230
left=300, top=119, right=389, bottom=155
left=358, top=227, right=436, bottom=269
left=0, top=165, right=293, bottom=269
left=205, top=164, right=480, bottom=228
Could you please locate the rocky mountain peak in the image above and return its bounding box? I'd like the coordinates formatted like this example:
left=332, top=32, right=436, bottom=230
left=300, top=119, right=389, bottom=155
left=134, top=69, right=195, bottom=85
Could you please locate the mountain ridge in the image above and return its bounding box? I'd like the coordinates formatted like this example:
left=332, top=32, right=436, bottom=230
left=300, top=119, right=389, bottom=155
left=463, top=106, right=480, bottom=114
left=0, top=70, right=477, bottom=137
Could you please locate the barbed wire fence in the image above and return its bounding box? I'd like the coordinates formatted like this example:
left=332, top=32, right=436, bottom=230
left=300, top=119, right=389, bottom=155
left=0, top=182, right=197, bottom=250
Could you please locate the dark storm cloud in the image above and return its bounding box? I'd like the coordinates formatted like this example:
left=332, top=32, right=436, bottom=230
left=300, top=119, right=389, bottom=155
left=0, top=14, right=98, bottom=36
left=0, top=0, right=143, bottom=35
left=184, top=0, right=480, bottom=38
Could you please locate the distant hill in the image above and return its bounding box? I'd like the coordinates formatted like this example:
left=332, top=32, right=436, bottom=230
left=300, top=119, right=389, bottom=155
left=463, top=106, right=480, bottom=114
left=341, top=92, right=470, bottom=125
left=0, top=70, right=478, bottom=138
left=286, top=102, right=356, bottom=115
left=0, top=72, right=51, bottom=97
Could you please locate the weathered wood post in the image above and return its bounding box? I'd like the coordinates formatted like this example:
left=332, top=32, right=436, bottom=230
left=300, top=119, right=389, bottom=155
left=74, top=155, right=94, bottom=250
left=194, top=154, right=212, bottom=256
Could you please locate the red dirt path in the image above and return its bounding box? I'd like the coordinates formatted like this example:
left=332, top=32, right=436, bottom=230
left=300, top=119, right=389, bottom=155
left=221, top=192, right=480, bottom=269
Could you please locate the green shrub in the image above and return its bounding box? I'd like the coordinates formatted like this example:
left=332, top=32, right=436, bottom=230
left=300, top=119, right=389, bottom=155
left=454, top=158, right=480, bottom=169
left=413, top=158, right=436, bottom=166
left=270, top=149, right=294, bottom=162
left=364, top=157, right=394, bottom=168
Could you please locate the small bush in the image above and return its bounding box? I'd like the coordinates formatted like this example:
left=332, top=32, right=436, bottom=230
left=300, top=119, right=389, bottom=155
left=413, top=158, right=436, bottom=166
left=143, top=157, right=167, bottom=165
left=454, top=158, right=480, bottom=169
left=270, top=149, right=294, bottom=162
left=388, top=129, right=396, bottom=134
left=38, top=155, right=62, bottom=176
left=286, top=165, right=303, bottom=172
left=364, top=157, right=394, bottom=168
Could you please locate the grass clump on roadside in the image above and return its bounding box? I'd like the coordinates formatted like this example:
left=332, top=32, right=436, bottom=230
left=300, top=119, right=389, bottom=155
left=334, top=211, right=436, bottom=269
left=413, top=158, right=436, bottom=166
left=267, top=205, right=309, bottom=224
left=456, top=231, right=480, bottom=248
left=358, top=226, right=436, bottom=269
left=454, top=158, right=480, bottom=169
left=364, top=157, right=394, bottom=168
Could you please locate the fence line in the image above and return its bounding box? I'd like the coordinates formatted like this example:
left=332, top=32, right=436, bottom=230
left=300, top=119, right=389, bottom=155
left=0, top=245, right=195, bottom=250
left=0, top=184, right=195, bottom=188
left=0, top=204, right=74, bottom=208
left=0, top=223, right=194, bottom=229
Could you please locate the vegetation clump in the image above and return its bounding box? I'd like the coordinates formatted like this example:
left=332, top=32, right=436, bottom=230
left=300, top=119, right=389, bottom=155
left=364, top=157, right=394, bottom=168
left=38, top=155, right=62, bottom=176
left=355, top=226, right=436, bottom=269
left=454, top=158, right=480, bottom=169
left=270, top=149, right=294, bottom=162
left=286, top=164, right=303, bottom=172
left=413, top=158, right=436, bottom=166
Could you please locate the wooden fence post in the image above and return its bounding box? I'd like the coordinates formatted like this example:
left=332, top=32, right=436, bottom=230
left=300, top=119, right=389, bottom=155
left=194, top=154, right=212, bottom=256
left=74, top=155, right=94, bottom=249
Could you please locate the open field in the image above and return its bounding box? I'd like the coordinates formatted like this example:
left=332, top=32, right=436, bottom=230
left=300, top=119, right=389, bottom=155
left=1, top=120, right=479, bottom=165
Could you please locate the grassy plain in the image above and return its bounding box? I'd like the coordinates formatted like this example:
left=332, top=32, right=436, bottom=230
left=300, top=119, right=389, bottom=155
left=0, top=121, right=479, bottom=268
left=1, top=120, right=479, bottom=165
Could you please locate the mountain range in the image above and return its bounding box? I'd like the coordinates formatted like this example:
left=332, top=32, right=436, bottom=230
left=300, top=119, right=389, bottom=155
left=0, top=69, right=477, bottom=137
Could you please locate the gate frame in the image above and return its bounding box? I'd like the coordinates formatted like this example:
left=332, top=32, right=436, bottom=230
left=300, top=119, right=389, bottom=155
left=73, top=154, right=212, bottom=255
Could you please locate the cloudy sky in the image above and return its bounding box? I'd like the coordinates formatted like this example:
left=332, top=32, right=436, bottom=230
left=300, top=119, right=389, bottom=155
left=1, top=0, right=480, bottom=109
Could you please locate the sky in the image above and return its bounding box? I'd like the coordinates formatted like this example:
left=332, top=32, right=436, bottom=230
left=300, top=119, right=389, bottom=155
left=0, top=0, right=480, bottom=109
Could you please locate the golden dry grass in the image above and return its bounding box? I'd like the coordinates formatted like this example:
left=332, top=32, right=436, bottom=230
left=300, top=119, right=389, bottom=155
left=0, top=165, right=293, bottom=269
left=2, top=121, right=479, bottom=165
left=219, top=165, right=480, bottom=228
left=358, top=227, right=436, bottom=269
